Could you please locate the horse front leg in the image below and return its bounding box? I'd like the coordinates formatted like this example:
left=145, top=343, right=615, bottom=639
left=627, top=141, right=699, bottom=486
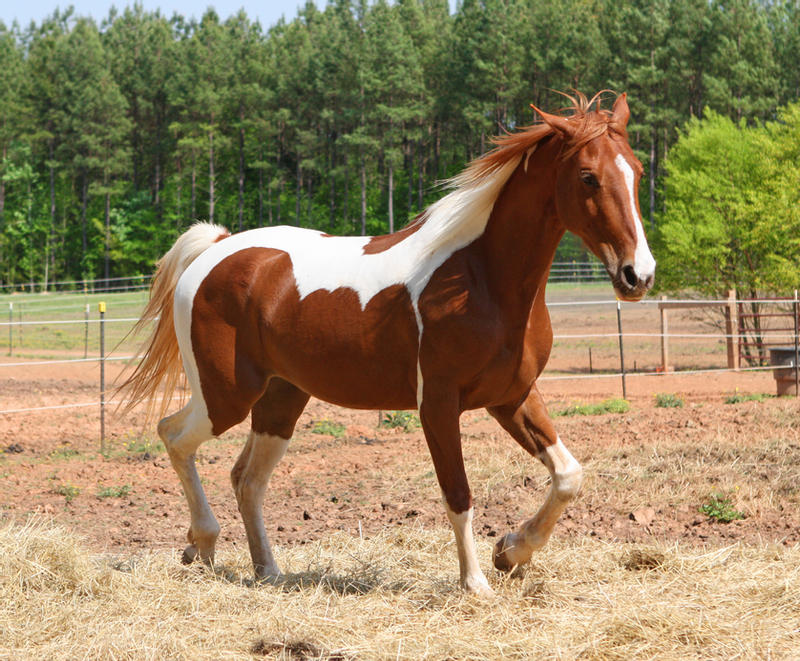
left=488, top=386, right=583, bottom=571
left=420, top=388, right=493, bottom=596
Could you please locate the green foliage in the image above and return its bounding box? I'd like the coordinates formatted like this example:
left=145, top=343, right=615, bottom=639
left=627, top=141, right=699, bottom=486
left=654, top=393, right=684, bottom=408
left=552, top=398, right=630, bottom=417
left=380, top=410, right=421, bottom=432
left=0, top=1, right=798, bottom=289
left=724, top=391, right=770, bottom=405
left=311, top=419, right=346, bottom=438
left=655, top=106, right=800, bottom=298
left=699, top=492, right=745, bottom=523
left=96, top=484, right=131, bottom=499
left=52, top=483, right=81, bottom=503
left=123, top=437, right=164, bottom=456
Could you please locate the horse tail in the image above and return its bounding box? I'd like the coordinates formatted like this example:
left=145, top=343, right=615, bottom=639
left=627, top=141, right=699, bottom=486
left=117, top=222, right=230, bottom=423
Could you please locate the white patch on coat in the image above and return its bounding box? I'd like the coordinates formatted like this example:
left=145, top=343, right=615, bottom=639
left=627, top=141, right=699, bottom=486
left=614, top=153, right=656, bottom=280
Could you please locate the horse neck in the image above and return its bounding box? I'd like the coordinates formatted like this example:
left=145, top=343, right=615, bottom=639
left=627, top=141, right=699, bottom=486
left=479, top=144, right=565, bottom=314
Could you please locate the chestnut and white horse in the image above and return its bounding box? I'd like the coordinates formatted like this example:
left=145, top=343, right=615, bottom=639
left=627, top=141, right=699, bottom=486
left=121, top=92, right=655, bottom=595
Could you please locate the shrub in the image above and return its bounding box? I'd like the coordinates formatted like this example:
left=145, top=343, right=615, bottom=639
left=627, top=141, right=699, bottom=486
left=654, top=392, right=684, bottom=408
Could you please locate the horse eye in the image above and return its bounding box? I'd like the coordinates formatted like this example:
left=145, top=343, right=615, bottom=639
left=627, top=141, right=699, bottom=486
left=580, top=171, right=599, bottom=188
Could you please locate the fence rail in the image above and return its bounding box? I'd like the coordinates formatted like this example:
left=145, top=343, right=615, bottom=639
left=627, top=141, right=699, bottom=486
left=1, top=294, right=798, bottom=450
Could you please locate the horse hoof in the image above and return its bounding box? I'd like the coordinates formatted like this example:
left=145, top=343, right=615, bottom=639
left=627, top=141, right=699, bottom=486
left=463, top=577, right=495, bottom=598
left=492, top=535, right=517, bottom=572
left=181, top=544, right=198, bottom=565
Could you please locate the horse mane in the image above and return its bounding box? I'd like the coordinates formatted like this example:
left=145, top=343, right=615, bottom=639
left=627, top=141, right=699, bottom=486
left=454, top=90, right=624, bottom=187
left=403, top=91, right=624, bottom=257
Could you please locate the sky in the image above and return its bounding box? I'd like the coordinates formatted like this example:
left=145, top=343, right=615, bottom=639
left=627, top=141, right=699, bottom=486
left=4, top=1, right=327, bottom=30
left=4, top=1, right=458, bottom=30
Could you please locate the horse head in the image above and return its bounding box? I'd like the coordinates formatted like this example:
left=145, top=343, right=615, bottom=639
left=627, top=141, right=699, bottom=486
left=533, top=93, right=656, bottom=301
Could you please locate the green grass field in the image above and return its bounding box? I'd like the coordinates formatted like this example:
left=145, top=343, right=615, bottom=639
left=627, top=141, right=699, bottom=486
left=0, top=290, right=149, bottom=358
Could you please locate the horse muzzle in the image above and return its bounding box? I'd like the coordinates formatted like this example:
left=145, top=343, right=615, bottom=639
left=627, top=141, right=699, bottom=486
left=613, top=262, right=655, bottom=301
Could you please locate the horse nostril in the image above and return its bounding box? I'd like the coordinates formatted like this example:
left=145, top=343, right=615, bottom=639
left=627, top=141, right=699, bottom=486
left=622, top=265, right=638, bottom=289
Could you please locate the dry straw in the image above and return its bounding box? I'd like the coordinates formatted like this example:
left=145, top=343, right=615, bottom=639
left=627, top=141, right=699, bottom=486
left=2, top=516, right=799, bottom=660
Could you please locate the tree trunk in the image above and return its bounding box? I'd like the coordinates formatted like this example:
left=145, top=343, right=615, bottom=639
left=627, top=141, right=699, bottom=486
left=208, top=131, right=215, bottom=223
left=80, top=174, right=88, bottom=259
left=295, top=159, right=302, bottom=226
left=307, top=173, right=313, bottom=221
left=360, top=149, right=367, bottom=236
left=238, top=124, right=245, bottom=232
left=388, top=159, right=394, bottom=234
left=258, top=166, right=264, bottom=227
left=190, top=154, right=196, bottom=221
left=406, top=138, right=413, bottom=217
left=649, top=128, right=656, bottom=230
left=0, top=144, right=5, bottom=222
left=329, top=139, right=336, bottom=231
left=176, top=155, right=182, bottom=229
left=104, top=190, right=111, bottom=286
left=418, top=138, right=424, bottom=211
left=434, top=123, right=441, bottom=179
left=343, top=152, right=349, bottom=226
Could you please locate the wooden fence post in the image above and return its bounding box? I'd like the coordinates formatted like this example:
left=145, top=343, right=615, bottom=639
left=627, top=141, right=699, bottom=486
left=660, top=295, right=669, bottom=373
left=724, top=289, right=739, bottom=371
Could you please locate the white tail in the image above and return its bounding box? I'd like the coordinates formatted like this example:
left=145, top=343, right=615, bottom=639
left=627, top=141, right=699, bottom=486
left=118, top=222, right=230, bottom=423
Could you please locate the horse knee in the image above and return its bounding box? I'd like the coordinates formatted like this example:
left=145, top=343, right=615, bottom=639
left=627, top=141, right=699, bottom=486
left=554, top=462, right=583, bottom=501
left=541, top=437, right=583, bottom=502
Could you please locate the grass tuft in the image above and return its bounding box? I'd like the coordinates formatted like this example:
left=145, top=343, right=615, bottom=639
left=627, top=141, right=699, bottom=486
left=380, top=410, right=421, bottom=431
left=553, top=397, right=630, bottom=417
left=311, top=419, right=346, bottom=438
left=700, top=492, right=746, bottom=523
left=725, top=391, right=770, bottom=404
left=96, top=484, right=131, bottom=499
left=654, top=392, right=684, bottom=408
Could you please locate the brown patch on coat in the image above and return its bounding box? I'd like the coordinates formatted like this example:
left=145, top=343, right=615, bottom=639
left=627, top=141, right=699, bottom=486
left=191, top=247, right=420, bottom=436
left=362, top=215, right=425, bottom=254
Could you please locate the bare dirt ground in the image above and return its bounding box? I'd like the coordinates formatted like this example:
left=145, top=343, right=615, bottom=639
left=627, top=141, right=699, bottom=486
left=2, top=354, right=798, bottom=566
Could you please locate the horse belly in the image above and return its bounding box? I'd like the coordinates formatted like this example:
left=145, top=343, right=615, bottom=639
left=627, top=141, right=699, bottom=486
left=264, top=284, right=420, bottom=411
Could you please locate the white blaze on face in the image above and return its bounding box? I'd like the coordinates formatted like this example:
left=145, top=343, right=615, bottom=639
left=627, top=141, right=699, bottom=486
left=614, top=153, right=656, bottom=280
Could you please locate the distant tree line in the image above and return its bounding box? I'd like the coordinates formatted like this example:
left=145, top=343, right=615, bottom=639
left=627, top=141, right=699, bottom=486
left=0, top=0, right=798, bottom=287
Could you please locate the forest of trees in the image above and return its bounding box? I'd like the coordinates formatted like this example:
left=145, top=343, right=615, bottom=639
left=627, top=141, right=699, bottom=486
left=1, top=0, right=799, bottom=288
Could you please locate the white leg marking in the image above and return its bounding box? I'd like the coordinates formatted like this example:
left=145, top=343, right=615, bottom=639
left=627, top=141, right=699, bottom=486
left=540, top=437, right=583, bottom=502
left=614, top=153, right=656, bottom=280
left=444, top=502, right=493, bottom=596
left=496, top=437, right=582, bottom=568
left=234, top=432, right=290, bottom=578
left=158, top=402, right=218, bottom=561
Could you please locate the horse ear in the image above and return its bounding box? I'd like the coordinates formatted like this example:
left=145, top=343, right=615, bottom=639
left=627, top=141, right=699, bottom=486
left=611, top=93, right=630, bottom=129
left=530, top=103, right=575, bottom=138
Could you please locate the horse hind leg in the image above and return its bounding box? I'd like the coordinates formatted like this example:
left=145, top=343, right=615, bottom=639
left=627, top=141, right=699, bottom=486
left=157, top=399, right=219, bottom=565
left=231, top=377, right=310, bottom=580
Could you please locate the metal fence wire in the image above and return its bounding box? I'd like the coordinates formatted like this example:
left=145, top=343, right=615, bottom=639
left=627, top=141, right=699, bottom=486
left=0, top=294, right=798, bottom=451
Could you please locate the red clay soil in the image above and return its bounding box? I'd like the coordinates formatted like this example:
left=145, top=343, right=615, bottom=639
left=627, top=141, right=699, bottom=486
left=1, top=358, right=798, bottom=566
